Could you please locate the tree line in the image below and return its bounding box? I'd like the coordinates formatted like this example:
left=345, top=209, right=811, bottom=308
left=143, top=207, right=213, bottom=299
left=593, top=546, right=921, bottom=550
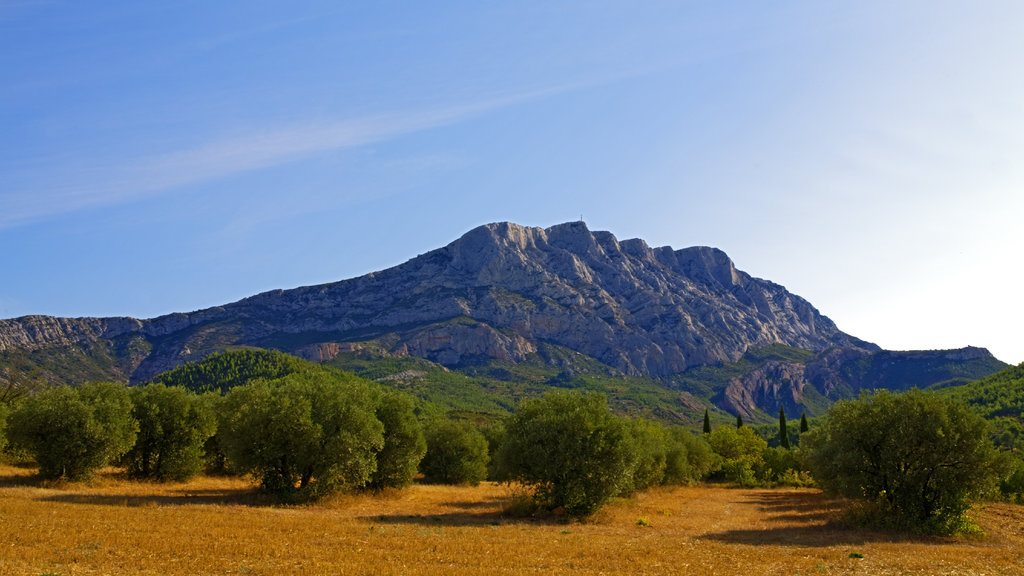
left=0, top=350, right=1020, bottom=534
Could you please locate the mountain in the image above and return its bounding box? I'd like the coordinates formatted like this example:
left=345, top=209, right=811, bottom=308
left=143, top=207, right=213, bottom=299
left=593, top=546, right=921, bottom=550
left=0, top=221, right=1007, bottom=421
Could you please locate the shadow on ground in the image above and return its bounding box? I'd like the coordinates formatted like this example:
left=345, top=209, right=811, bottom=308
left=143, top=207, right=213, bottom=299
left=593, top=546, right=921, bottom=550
left=702, top=491, right=948, bottom=547
left=39, top=487, right=267, bottom=508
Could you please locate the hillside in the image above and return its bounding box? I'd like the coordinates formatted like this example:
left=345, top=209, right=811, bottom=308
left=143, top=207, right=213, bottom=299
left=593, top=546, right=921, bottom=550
left=0, top=221, right=1008, bottom=421
left=938, top=363, right=1024, bottom=449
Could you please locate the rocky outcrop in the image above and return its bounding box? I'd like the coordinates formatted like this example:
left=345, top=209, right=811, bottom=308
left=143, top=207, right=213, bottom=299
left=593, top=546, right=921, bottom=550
left=0, top=221, right=870, bottom=382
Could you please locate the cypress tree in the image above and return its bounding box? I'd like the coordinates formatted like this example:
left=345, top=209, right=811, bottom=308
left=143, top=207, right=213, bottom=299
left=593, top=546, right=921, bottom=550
left=736, top=413, right=743, bottom=428
left=800, top=412, right=809, bottom=433
left=779, top=406, right=790, bottom=449
left=703, top=409, right=712, bottom=434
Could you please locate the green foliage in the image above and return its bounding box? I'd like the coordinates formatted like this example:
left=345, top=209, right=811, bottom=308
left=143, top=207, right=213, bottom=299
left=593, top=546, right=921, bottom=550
left=0, top=402, right=8, bottom=455
left=368, top=391, right=426, bottom=489
left=8, top=382, right=137, bottom=481
left=662, top=426, right=719, bottom=485
left=498, top=390, right=636, bottom=517
left=703, top=409, right=711, bottom=434
left=217, top=372, right=384, bottom=501
left=1000, top=457, right=1024, bottom=503
left=479, top=419, right=508, bottom=480
left=706, top=425, right=768, bottom=487
left=150, top=349, right=315, bottom=394
left=800, top=412, right=809, bottom=433
left=420, top=419, right=489, bottom=486
left=736, top=413, right=743, bottom=428
left=802, top=389, right=1004, bottom=534
left=622, top=418, right=668, bottom=494
left=778, top=407, right=790, bottom=449
left=939, top=363, right=1024, bottom=450
left=123, top=383, right=217, bottom=481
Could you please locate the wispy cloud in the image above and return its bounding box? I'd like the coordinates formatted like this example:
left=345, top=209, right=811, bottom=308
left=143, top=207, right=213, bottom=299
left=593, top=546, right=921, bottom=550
left=0, top=85, right=570, bottom=230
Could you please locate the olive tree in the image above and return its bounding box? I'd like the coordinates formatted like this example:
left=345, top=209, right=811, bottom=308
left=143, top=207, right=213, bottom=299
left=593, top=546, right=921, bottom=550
left=8, top=382, right=137, bottom=481
left=368, top=390, right=426, bottom=489
left=663, top=425, right=719, bottom=485
left=803, top=389, right=1005, bottom=534
left=0, top=402, right=8, bottom=456
left=124, top=383, right=217, bottom=481
left=706, top=425, right=767, bottom=487
left=217, top=373, right=384, bottom=501
left=420, top=419, right=489, bottom=486
left=497, top=390, right=636, bottom=517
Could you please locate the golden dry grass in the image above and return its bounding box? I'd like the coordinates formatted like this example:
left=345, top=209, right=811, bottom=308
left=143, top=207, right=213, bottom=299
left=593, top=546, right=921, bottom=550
left=1, top=463, right=1022, bottom=575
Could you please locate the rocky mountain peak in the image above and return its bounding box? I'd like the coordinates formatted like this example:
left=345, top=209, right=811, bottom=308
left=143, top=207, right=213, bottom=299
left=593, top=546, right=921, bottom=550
left=1, top=221, right=871, bottom=382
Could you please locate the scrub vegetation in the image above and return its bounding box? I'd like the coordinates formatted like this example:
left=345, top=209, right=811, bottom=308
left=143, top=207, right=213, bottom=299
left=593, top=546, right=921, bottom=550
left=0, top=350, right=1022, bottom=573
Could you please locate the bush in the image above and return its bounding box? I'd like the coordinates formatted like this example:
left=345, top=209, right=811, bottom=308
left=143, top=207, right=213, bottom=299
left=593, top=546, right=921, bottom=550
left=498, top=390, right=635, bottom=517
left=8, top=382, right=137, bottom=481
left=368, top=391, right=426, bottom=489
left=123, top=383, right=217, bottom=481
left=0, top=402, right=8, bottom=456
left=803, top=389, right=1004, bottom=534
left=662, top=426, right=719, bottom=485
left=622, top=418, right=667, bottom=494
left=217, top=373, right=384, bottom=501
left=420, top=419, right=489, bottom=485
left=706, top=425, right=767, bottom=487
left=761, top=446, right=813, bottom=487
left=480, top=419, right=507, bottom=481
left=1000, top=457, right=1024, bottom=503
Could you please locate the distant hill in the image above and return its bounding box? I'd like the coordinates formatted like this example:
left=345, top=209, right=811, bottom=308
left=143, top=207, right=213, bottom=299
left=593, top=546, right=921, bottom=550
left=938, top=362, right=1024, bottom=450
left=0, top=221, right=1008, bottom=422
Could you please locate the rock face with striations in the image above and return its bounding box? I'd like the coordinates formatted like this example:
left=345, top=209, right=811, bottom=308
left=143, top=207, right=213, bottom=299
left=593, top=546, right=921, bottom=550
left=0, top=221, right=870, bottom=383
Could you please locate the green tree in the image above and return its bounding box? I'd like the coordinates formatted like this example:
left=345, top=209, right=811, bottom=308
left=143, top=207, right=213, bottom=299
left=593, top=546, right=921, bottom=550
left=802, top=389, right=1005, bottom=534
left=218, top=373, right=384, bottom=501
left=706, top=425, right=768, bottom=487
left=420, top=419, right=489, bottom=485
left=0, top=402, right=8, bottom=456
left=622, top=418, right=667, bottom=494
left=800, top=412, right=809, bottom=433
left=662, top=425, right=719, bottom=485
left=123, top=383, right=216, bottom=481
left=703, top=409, right=712, bottom=434
left=368, top=391, right=426, bottom=489
left=779, top=407, right=790, bottom=449
left=497, top=390, right=636, bottom=517
left=736, top=413, right=744, bottom=428
left=8, top=382, right=137, bottom=481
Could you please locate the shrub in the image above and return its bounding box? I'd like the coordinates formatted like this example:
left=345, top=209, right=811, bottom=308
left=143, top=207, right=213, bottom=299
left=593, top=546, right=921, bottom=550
left=0, top=402, right=8, bottom=456
left=420, top=419, right=489, bottom=485
left=217, top=373, right=384, bottom=501
left=662, top=426, right=719, bottom=485
left=803, top=389, right=1005, bottom=534
left=368, top=391, right=426, bottom=489
left=123, top=383, right=217, bottom=481
left=498, top=390, right=635, bottom=517
left=998, top=456, right=1024, bottom=503
left=8, top=382, right=137, bottom=481
left=622, top=418, right=667, bottom=494
left=706, top=425, right=767, bottom=487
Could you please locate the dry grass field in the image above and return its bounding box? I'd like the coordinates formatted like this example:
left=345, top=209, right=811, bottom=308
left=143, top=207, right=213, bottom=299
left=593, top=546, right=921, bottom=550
left=1, top=463, right=1022, bottom=576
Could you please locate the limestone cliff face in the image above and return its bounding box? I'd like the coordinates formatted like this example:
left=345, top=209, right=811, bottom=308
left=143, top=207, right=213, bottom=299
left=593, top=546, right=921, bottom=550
left=214, top=221, right=864, bottom=377
left=0, top=221, right=868, bottom=382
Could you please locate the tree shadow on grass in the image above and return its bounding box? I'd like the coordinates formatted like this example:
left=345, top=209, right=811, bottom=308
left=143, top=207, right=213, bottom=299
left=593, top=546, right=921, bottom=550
left=365, top=496, right=576, bottom=528
left=39, top=487, right=268, bottom=508
left=703, top=491, right=951, bottom=547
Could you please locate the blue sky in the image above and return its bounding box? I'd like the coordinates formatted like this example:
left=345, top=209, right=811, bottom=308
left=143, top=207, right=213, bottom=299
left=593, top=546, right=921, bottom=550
left=2, top=1, right=1022, bottom=364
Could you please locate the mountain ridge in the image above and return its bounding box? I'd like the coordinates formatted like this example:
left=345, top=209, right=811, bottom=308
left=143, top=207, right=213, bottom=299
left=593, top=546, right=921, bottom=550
left=2, top=221, right=869, bottom=378
left=0, top=221, right=1005, bottom=421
